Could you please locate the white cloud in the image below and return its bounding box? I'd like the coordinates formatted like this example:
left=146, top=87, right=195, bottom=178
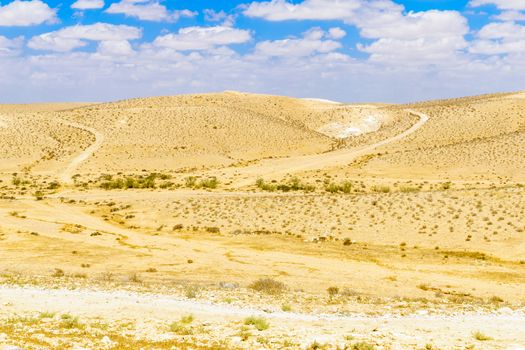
left=28, top=23, right=142, bottom=52
left=356, top=10, right=468, bottom=40
left=0, top=35, right=23, bottom=55
left=469, top=0, right=525, bottom=11
left=71, top=0, right=104, bottom=10
left=477, top=21, right=525, bottom=40
left=97, top=40, right=135, bottom=56
left=328, top=27, right=346, bottom=39
left=359, top=37, right=468, bottom=64
left=29, top=34, right=86, bottom=52
left=356, top=9, right=469, bottom=64
left=106, top=0, right=196, bottom=22
left=244, top=0, right=469, bottom=66
left=0, top=0, right=56, bottom=26
left=495, top=11, right=525, bottom=21
left=243, top=0, right=362, bottom=21
left=153, top=26, right=251, bottom=51
left=254, top=28, right=342, bottom=57
left=204, top=9, right=235, bottom=26
left=470, top=22, right=525, bottom=55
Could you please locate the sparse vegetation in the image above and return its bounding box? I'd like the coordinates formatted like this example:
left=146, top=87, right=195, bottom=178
left=244, top=316, right=269, bottom=331
left=256, top=177, right=315, bottom=192
left=249, top=278, right=287, bottom=295
left=473, top=331, right=492, bottom=341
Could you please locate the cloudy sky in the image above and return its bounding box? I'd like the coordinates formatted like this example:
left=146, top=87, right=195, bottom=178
left=0, top=0, right=524, bottom=103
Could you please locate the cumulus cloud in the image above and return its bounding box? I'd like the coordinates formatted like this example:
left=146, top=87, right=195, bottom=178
left=71, top=0, right=104, bottom=10
left=469, top=0, right=525, bottom=11
left=356, top=10, right=468, bottom=40
left=0, top=0, right=56, bottom=26
left=153, top=26, right=251, bottom=51
left=204, top=9, right=235, bottom=26
left=0, top=35, right=23, bottom=55
left=495, top=11, right=525, bottom=21
left=254, top=27, right=343, bottom=57
left=97, top=40, right=135, bottom=57
left=28, top=23, right=142, bottom=52
left=356, top=10, right=469, bottom=64
left=470, top=22, right=525, bottom=55
left=328, top=27, right=346, bottom=39
left=244, top=0, right=469, bottom=65
left=243, top=0, right=362, bottom=21
left=106, top=0, right=196, bottom=22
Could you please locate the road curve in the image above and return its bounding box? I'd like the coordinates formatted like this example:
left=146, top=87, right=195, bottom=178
left=222, top=109, right=429, bottom=188
left=57, top=119, right=104, bottom=185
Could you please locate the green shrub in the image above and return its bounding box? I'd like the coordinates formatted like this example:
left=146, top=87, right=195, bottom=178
left=352, top=342, right=375, bottom=350
left=371, top=185, right=390, bottom=193
left=244, top=316, right=269, bottom=331
left=325, top=181, right=352, bottom=193
left=256, top=177, right=314, bottom=192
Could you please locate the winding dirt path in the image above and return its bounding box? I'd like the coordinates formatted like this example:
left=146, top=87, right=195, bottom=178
left=57, top=119, right=104, bottom=184
left=213, top=109, right=429, bottom=188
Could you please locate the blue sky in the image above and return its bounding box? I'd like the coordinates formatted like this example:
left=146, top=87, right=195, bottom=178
left=0, top=0, right=524, bottom=103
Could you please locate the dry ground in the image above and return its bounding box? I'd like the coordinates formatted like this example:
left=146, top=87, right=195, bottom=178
left=0, top=91, right=525, bottom=349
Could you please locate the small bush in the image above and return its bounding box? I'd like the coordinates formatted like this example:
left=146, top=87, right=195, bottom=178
left=371, top=185, right=390, bottom=193
left=244, top=316, right=269, bottom=331
left=249, top=278, right=286, bottom=295
left=33, top=190, right=44, bottom=200
left=59, top=314, right=84, bottom=329
left=352, top=342, right=376, bottom=350
left=473, top=331, right=492, bottom=341
left=327, top=286, right=339, bottom=298
left=281, top=304, right=292, bottom=312
left=169, top=314, right=194, bottom=335
left=399, top=185, right=419, bottom=193
left=184, top=285, right=199, bottom=299
left=52, top=268, right=65, bottom=277
left=198, top=177, right=219, bottom=189
left=39, top=311, right=55, bottom=319
left=325, top=181, right=352, bottom=194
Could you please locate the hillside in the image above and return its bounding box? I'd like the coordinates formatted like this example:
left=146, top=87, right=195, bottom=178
left=318, top=92, right=525, bottom=182
left=48, top=92, right=402, bottom=173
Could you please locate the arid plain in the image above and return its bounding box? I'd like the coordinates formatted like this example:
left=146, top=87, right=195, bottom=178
left=0, top=91, right=524, bottom=349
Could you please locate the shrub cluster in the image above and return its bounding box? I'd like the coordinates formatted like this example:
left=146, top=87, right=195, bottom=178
left=100, top=173, right=168, bottom=190
left=324, top=181, right=352, bottom=193
left=256, top=177, right=315, bottom=192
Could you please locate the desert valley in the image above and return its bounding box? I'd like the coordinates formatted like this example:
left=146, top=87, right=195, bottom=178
left=0, top=91, right=524, bottom=349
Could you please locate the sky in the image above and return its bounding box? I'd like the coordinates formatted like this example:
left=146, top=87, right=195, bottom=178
left=0, top=0, right=524, bottom=103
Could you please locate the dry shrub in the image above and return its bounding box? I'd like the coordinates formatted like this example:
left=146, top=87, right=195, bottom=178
left=249, top=278, right=287, bottom=295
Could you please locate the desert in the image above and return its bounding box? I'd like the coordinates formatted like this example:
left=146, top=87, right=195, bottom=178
left=1, top=91, right=524, bottom=349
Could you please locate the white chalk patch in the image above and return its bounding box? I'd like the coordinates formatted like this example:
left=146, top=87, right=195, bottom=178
left=317, top=115, right=382, bottom=139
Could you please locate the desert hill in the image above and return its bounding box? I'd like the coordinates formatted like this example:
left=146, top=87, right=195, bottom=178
left=48, top=92, right=403, bottom=173
left=1, top=91, right=525, bottom=349
left=345, top=91, right=525, bottom=181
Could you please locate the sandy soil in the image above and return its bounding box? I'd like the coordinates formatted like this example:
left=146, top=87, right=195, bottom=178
left=1, top=91, right=525, bottom=349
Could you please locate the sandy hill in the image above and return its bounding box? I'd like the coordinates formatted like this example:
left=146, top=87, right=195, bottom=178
left=1, top=91, right=524, bottom=181
left=0, top=103, right=93, bottom=173
left=352, top=91, right=525, bottom=181
left=55, top=92, right=394, bottom=173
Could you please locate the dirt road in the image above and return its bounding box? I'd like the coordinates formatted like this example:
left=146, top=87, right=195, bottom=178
left=211, top=110, right=429, bottom=188
left=1, top=285, right=524, bottom=349
left=57, top=118, right=104, bottom=184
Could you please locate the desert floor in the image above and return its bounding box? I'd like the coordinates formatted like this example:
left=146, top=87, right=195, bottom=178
left=0, top=92, right=524, bottom=349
